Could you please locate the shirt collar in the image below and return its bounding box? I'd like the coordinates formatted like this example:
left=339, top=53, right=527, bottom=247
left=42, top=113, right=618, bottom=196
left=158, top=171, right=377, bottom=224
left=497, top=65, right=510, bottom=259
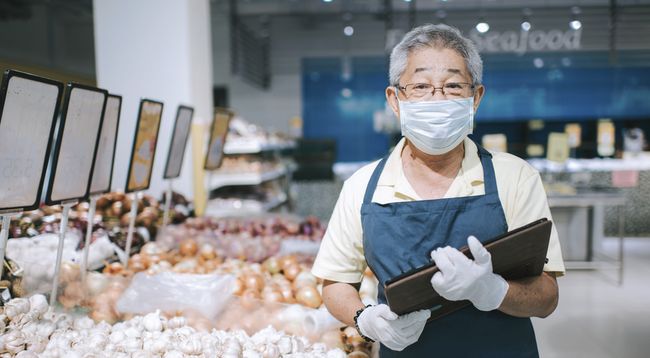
left=376, top=137, right=485, bottom=200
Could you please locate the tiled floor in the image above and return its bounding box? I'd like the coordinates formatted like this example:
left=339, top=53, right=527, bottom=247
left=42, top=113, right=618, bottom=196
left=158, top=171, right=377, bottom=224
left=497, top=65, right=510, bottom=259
left=534, top=237, right=650, bottom=358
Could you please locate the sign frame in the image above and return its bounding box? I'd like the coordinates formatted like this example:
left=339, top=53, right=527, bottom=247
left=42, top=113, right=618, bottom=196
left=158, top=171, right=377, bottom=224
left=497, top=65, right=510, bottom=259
left=125, top=98, right=164, bottom=193
left=163, top=105, right=194, bottom=179
left=0, top=70, right=63, bottom=212
left=203, top=107, right=234, bottom=171
left=87, top=94, right=122, bottom=198
left=45, top=82, right=108, bottom=206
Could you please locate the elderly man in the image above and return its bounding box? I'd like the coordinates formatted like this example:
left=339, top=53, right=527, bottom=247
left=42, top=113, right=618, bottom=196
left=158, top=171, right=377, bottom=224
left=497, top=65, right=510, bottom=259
left=312, top=24, right=564, bottom=357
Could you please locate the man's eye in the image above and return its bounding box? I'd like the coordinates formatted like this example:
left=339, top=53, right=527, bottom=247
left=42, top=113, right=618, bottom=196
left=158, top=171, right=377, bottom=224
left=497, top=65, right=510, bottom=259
left=445, top=83, right=462, bottom=89
left=412, top=84, right=431, bottom=90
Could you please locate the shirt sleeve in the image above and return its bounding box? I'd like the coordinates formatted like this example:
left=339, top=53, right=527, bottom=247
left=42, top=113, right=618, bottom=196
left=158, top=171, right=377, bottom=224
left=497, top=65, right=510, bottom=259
left=507, top=168, right=566, bottom=276
left=311, top=179, right=367, bottom=284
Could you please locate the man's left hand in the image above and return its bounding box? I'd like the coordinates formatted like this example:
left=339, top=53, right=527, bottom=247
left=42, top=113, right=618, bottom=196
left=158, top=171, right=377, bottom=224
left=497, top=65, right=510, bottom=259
left=430, top=235, right=509, bottom=311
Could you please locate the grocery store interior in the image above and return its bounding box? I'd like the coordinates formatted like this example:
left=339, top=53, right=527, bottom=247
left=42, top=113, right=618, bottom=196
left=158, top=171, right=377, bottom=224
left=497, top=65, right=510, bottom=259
left=1, top=0, right=649, bottom=357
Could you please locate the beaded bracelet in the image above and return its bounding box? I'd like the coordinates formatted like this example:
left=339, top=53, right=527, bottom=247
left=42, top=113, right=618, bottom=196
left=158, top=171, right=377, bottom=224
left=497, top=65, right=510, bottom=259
left=353, top=305, right=375, bottom=343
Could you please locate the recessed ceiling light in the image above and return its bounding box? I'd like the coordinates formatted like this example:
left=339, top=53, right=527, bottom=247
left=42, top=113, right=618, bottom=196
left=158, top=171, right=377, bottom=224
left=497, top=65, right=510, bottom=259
left=476, top=21, right=490, bottom=33
left=570, top=20, right=582, bottom=30
left=344, top=26, right=354, bottom=36
left=521, top=21, right=531, bottom=31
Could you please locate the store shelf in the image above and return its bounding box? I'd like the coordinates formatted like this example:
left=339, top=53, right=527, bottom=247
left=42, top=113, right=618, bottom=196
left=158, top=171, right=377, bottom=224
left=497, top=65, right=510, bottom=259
left=205, top=193, right=288, bottom=217
left=208, top=166, right=288, bottom=190
left=223, top=140, right=296, bottom=155
left=528, top=155, right=650, bottom=173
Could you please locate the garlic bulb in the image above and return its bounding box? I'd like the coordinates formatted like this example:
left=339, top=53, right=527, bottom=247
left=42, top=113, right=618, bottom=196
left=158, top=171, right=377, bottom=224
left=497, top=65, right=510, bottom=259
left=28, top=294, right=49, bottom=318
left=15, top=351, right=39, bottom=358
left=165, top=316, right=186, bottom=330
left=162, top=350, right=184, bottom=358
left=4, top=297, right=30, bottom=319
left=178, top=338, right=202, bottom=355
left=142, top=310, right=163, bottom=332
left=3, top=330, right=26, bottom=354
left=73, top=316, right=95, bottom=330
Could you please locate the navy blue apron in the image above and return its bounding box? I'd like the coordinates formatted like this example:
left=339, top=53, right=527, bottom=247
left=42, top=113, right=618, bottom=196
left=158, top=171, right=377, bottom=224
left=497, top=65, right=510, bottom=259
left=361, top=141, right=538, bottom=357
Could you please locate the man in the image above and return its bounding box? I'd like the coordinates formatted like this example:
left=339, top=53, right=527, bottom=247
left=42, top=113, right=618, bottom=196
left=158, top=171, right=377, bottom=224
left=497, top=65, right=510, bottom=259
left=312, top=23, right=564, bottom=357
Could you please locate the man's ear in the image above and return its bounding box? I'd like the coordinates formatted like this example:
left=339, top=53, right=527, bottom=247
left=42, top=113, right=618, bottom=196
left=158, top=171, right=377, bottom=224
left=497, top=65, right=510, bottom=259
left=473, top=85, right=485, bottom=113
left=386, top=86, right=400, bottom=118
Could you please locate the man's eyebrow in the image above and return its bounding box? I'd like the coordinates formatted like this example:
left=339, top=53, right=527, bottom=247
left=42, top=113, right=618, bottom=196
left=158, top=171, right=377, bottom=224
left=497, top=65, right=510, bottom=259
left=412, top=67, right=464, bottom=74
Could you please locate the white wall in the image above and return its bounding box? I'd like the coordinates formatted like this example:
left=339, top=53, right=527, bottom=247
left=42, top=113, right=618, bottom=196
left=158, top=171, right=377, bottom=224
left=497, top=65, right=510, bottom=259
left=93, top=0, right=213, bottom=199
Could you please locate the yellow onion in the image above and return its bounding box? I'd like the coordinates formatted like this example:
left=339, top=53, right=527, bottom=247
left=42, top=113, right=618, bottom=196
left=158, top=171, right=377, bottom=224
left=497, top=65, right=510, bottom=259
left=295, top=285, right=322, bottom=309
left=179, top=239, right=198, bottom=257
left=261, top=286, right=284, bottom=304
left=243, top=273, right=265, bottom=292
left=279, top=255, right=298, bottom=271
left=263, top=257, right=281, bottom=274
left=199, top=243, right=217, bottom=260
left=232, top=278, right=245, bottom=295
left=240, top=289, right=261, bottom=310
left=283, top=264, right=301, bottom=281
left=278, top=284, right=295, bottom=304
left=292, top=271, right=318, bottom=290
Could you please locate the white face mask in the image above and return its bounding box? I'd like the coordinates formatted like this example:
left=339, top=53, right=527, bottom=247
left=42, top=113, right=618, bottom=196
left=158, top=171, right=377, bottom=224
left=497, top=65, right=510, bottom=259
left=397, top=96, right=474, bottom=155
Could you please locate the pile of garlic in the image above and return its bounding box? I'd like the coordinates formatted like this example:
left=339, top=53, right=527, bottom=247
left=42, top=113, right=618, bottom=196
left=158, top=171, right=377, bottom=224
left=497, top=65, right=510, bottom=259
left=0, top=295, right=346, bottom=358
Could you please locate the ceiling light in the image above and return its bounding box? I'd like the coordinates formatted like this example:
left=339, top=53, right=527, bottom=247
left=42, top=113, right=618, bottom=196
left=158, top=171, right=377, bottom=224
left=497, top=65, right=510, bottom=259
left=570, top=20, right=582, bottom=30
left=521, top=21, right=531, bottom=32
left=476, top=21, right=490, bottom=33
left=322, top=0, right=333, bottom=3
left=533, top=58, right=544, bottom=68
left=343, top=26, right=354, bottom=36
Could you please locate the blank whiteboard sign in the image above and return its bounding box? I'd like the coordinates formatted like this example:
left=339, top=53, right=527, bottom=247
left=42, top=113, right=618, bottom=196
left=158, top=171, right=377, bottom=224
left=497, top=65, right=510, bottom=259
left=0, top=70, right=63, bottom=212
left=164, top=105, right=194, bottom=179
left=89, top=94, right=122, bottom=196
left=46, top=84, right=108, bottom=205
left=126, top=99, right=164, bottom=193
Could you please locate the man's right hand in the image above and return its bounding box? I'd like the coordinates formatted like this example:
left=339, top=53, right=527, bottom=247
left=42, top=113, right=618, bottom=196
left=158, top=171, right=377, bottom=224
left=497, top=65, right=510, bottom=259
left=356, top=304, right=431, bottom=351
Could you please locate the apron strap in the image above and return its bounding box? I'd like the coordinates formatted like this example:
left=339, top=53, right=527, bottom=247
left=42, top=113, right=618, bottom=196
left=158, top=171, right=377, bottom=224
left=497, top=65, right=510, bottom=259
left=363, top=140, right=500, bottom=204
left=474, top=140, right=499, bottom=196
left=363, top=155, right=390, bottom=204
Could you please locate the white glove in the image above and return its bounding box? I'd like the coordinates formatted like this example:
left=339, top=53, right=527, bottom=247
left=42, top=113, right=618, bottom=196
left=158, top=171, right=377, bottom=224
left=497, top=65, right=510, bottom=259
left=430, top=235, right=509, bottom=311
left=356, top=304, right=431, bottom=351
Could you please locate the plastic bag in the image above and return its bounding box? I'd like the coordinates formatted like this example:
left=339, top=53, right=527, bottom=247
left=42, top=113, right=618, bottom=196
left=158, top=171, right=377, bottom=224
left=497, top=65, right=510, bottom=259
left=115, top=272, right=235, bottom=320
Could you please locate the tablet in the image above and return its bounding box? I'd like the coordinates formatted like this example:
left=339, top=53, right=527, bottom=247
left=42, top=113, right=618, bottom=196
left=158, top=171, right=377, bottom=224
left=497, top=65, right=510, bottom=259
left=384, top=218, right=552, bottom=320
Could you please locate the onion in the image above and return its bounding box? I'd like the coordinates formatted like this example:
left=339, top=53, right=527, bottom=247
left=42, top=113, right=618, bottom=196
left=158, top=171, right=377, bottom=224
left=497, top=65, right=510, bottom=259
left=240, top=289, right=261, bottom=309
left=232, top=278, right=245, bottom=295
left=263, top=257, right=281, bottom=274
left=278, top=284, right=295, bottom=304
left=283, top=264, right=301, bottom=281
left=292, top=271, right=318, bottom=290
left=179, top=239, right=198, bottom=257
left=295, top=286, right=322, bottom=309
left=199, top=243, right=217, bottom=260
left=243, top=273, right=265, bottom=292
left=279, top=255, right=298, bottom=271
left=261, top=286, right=284, bottom=304
left=320, top=330, right=345, bottom=350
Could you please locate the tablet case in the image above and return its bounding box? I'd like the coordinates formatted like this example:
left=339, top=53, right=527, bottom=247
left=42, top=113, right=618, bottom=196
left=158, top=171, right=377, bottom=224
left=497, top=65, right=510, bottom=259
left=384, top=218, right=552, bottom=320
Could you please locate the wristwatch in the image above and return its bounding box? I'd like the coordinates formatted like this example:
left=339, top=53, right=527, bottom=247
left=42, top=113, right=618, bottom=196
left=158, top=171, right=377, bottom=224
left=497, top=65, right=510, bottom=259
left=353, top=305, right=375, bottom=343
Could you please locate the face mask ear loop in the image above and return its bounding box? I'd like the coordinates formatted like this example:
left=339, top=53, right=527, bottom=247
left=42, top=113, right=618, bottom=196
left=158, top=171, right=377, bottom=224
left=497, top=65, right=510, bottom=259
left=469, top=96, right=475, bottom=134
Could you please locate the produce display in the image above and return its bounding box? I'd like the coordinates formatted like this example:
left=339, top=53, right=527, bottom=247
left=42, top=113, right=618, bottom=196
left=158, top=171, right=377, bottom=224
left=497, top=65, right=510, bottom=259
left=157, top=216, right=325, bottom=263
left=225, top=117, right=295, bottom=151
left=0, top=294, right=348, bottom=358
left=4, top=191, right=190, bottom=254
left=215, top=155, right=282, bottom=174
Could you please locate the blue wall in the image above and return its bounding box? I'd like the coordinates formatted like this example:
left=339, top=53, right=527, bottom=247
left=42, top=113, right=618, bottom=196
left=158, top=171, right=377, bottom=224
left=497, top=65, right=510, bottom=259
left=302, top=52, right=650, bottom=161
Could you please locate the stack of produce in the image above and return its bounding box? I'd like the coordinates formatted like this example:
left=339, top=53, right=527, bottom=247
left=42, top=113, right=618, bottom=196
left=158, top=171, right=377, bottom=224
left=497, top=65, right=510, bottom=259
left=157, top=216, right=325, bottom=263
left=0, top=294, right=347, bottom=358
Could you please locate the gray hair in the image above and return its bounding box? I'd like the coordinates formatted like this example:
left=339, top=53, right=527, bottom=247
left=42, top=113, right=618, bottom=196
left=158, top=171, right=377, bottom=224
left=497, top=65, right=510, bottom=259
left=389, top=24, right=483, bottom=86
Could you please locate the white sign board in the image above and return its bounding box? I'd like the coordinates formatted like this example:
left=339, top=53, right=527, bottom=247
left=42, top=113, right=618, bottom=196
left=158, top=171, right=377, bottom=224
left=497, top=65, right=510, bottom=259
left=46, top=84, right=107, bottom=204
left=164, top=105, right=194, bottom=179
left=89, top=95, right=122, bottom=196
left=0, top=71, right=62, bottom=211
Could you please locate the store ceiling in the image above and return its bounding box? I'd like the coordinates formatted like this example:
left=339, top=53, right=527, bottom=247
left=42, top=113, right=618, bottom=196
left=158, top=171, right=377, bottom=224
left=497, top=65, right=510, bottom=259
left=224, top=0, right=650, bottom=16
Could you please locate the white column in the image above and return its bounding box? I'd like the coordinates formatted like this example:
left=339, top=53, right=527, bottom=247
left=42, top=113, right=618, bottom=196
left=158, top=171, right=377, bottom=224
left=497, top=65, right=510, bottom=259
left=93, top=0, right=213, bottom=199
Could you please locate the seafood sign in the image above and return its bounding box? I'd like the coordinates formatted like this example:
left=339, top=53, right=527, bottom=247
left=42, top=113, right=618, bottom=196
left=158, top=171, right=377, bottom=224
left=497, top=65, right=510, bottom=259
left=470, top=28, right=582, bottom=55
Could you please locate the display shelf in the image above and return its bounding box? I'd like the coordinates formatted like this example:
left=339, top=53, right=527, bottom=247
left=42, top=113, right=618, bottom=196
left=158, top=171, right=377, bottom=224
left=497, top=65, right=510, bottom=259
left=205, top=192, right=288, bottom=217
left=223, top=140, right=296, bottom=155
left=528, top=154, right=650, bottom=173
left=208, top=166, right=288, bottom=190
